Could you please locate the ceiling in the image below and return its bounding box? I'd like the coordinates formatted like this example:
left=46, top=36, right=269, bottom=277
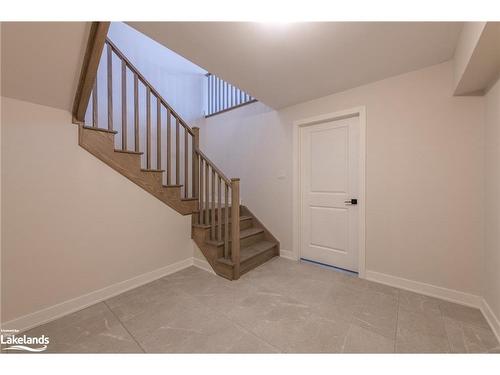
left=1, top=22, right=91, bottom=112
left=128, top=22, right=463, bottom=109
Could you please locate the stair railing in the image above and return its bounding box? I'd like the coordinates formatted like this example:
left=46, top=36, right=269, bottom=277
left=194, top=147, right=239, bottom=270
left=206, top=73, right=256, bottom=117
left=94, top=38, right=196, bottom=197
left=85, top=37, right=241, bottom=278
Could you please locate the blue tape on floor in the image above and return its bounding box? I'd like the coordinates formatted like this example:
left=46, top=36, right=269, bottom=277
left=300, top=258, right=358, bottom=276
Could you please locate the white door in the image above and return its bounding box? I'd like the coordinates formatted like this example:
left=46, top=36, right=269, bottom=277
left=300, top=115, right=360, bottom=272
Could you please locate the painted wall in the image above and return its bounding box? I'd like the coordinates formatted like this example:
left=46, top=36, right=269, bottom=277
left=453, top=22, right=500, bottom=95
left=1, top=97, right=193, bottom=324
left=484, top=77, right=500, bottom=323
left=196, top=61, right=485, bottom=295
left=453, top=22, right=487, bottom=92
left=0, top=22, right=90, bottom=112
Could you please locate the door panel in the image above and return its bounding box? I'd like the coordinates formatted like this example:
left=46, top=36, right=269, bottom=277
left=310, top=126, right=348, bottom=192
left=310, top=207, right=348, bottom=251
left=300, top=116, right=359, bottom=272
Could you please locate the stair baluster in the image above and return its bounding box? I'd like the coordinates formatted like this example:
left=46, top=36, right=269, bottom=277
left=146, top=87, right=151, bottom=169
left=92, top=80, right=98, bottom=127
left=175, top=117, right=180, bottom=185
left=184, top=126, right=189, bottom=197
left=156, top=97, right=161, bottom=169
left=217, top=176, right=222, bottom=242
left=121, top=60, right=127, bottom=150
left=199, top=158, right=204, bottom=224
left=166, top=109, right=171, bottom=184
left=192, top=127, right=200, bottom=197
left=231, top=178, right=240, bottom=279
left=224, top=183, right=229, bottom=259
left=107, top=43, right=113, bottom=132
left=211, top=169, right=216, bottom=240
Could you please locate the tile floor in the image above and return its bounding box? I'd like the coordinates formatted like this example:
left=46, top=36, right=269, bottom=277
left=15, top=258, right=500, bottom=353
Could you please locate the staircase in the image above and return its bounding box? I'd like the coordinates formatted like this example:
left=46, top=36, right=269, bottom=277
left=74, top=32, right=279, bottom=280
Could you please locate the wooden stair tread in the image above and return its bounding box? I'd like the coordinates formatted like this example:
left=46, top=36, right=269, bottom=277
left=163, top=184, right=183, bottom=188
left=82, top=126, right=118, bottom=134
left=217, top=240, right=277, bottom=265
left=192, top=215, right=252, bottom=229
left=206, top=226, right=264, bottom=246
left=114, top=149, right=143, bottom=155
left=181, top=197, right=198, bottom=201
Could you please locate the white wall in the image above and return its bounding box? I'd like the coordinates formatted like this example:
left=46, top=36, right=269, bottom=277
left=1, top=97, right=193, bottom=324
left=197, top=61, right=485, bottom=296
left=453, top=22, right=500, bottom=95
left=484, top=77, right=500, bottom=325
left=0, top=22, right=91, bottom=112
left=453, top=22, right=487, bottom=92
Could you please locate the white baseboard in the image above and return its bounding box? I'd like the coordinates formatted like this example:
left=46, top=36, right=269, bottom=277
left=1, top=257, right=193, bottom=333
left=280, top=249, right=297, bottom=261
left=192, top=257, right=215, bottom=274
left=481, top=298, right=500, bottom=343
left=365, top=270, right=482, bottom=308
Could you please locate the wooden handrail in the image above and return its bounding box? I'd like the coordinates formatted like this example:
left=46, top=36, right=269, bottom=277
left=105, top=38, right=194, bottom=136
left=73, top=22, right=110, bottom=123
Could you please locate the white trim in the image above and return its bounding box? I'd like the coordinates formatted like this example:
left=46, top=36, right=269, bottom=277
left=365, top=270, right=482, bottom=308
left=193, top=257, right=216, bottom=274
left=481, top=298, right=500, bottom=343
left=292, top=106, right=367, bottom=278
left=1, top=257, right=193, bottom=333
left=279, top=249, right=298, bottom=261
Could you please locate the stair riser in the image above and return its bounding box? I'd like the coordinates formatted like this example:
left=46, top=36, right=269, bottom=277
left=195, top=218, right=253, bottom=238
left=212, top=232, right=264, bottom=258
left=240, top=245, right=278, bottom=276
left=141, top=171, right=163, bottom=184
left=198, top=206, right=242, bottom=220
left=240, top=231, right=265, bottom=248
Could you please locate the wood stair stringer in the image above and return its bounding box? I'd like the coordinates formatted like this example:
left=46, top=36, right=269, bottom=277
left=78, top=125, right=198, bottom=215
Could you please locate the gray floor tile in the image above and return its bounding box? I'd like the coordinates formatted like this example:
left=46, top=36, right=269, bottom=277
left=439, top=300, right=490, bottom=329
left=444, top=317, right=500, bottom=353
left=399, top=290, right=442, bottom=318
left=396, top=326, right=450, bottom=353
left=343, top=323, right=395, bottom=353
left=397, top=306, right=447, bottom=338
left=22, top=303, right=142, bottom=353
left=105, top=279, right=178, bottom=322
left=11, top=258, right=497, bottom=354
left=353, top=302, right=398, bottom=339
left=248, top=312, right=351, bottom=353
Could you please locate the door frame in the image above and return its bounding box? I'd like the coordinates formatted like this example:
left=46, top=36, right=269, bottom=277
left=292, top=106, right=366, bottom=278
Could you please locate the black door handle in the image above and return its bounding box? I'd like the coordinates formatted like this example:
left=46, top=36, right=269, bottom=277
left=344, top=199, right=358, bottom=205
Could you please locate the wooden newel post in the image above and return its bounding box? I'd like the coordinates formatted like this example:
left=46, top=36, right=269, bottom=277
left=231, top=178, right=241, bottom=280
left=192, top=127, right=200, bottom=225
